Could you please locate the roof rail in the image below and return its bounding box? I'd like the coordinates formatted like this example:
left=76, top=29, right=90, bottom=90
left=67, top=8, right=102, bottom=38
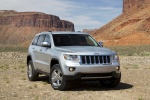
left=48, top=31, right=52, bottom=32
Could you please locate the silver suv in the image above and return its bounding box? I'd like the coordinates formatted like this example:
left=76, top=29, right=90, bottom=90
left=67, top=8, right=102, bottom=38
left=27, top=31, right=121, bottom=90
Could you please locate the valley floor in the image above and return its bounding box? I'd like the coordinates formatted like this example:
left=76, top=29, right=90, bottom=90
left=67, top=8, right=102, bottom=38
left=0, top=52, right=150, bottom=100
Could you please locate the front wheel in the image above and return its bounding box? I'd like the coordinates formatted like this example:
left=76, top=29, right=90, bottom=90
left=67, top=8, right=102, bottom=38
left=27, top=60, right=39, bottom=81
left=49, top=64, right=68, bottom=91
left=100, top=73, right=121, bottom=88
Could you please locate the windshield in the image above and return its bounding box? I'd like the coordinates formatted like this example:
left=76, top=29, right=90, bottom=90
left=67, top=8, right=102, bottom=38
left=52, top=34, right=99, bottom=46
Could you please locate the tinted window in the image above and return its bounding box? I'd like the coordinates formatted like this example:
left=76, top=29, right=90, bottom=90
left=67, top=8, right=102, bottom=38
left=37, top=35, right=45, bottom=46
left=52, top=34, right=99, bottom=46
left=32, top=35, right=39, bottom=45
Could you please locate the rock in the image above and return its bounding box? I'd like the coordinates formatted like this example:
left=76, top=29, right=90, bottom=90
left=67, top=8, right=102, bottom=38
left=82, top=29, right=97, bottom=34
left=0, top=10, right=74, bottom=47
left=91, top=0, right=150, bottom=46
left=123, top=0, right=149, bottom=13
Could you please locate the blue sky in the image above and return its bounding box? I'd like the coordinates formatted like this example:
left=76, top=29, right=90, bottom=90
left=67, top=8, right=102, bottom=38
left=0, top=0, right=123, bottom=31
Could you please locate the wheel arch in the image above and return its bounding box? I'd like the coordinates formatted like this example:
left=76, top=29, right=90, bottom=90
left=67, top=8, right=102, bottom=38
left=50, top=58, right=60, bottom=69
left=27, top=55, right=32, bottom=65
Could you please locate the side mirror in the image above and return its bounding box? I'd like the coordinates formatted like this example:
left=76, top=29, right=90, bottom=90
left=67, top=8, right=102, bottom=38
left=98, top=41, right=103, bottom=47
left=41, top=42, right=51, bottom=47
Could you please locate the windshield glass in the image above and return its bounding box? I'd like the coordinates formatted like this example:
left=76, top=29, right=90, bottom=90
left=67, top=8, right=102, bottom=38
left=52, top=34, right=99, bottom=46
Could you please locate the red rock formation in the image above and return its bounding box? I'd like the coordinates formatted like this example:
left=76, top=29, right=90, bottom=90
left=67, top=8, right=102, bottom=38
left=0, top=10, right=74, bottom=30
left=91, top=0, right=150, bottom=46
left=82, top=29, right=97, bottom=34
left=123, top=0, right=149, bottom=13
left=0, top=10, right=74, bottom=47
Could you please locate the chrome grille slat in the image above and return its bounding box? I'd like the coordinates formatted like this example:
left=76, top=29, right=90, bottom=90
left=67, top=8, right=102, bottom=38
left=94, top=56, right=96, bottom=64
left=80, top=55, right=111, bottom=65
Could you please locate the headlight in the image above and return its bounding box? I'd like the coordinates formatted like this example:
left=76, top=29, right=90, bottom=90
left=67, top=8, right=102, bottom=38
left=113, top=54, right=119, bottom=60
left=63, top=54, right=79, bottom=61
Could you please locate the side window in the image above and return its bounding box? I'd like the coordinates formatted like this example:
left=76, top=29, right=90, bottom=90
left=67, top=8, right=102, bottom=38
left=44, top=35, right=50, bottom=44
left=37, top=35, right=45, bottom=46
left=32, top=35, right=39, bottom=45
left=86, top=36, right=98, bottom=46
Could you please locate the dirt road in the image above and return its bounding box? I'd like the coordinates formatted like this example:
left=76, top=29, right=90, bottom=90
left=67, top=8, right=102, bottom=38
left=0, top=52, right=150, bottom=100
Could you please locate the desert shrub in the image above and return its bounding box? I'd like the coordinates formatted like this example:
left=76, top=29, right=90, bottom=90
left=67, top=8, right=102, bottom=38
left=139, top=51, right=150, bottom=56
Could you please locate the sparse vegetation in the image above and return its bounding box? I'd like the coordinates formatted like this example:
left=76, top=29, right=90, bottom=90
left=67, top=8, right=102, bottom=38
left=21, top=70, right=25, bottom=73
left=29, top=86, right=33, bottom=89
left=19, top=65, right=25, bottom=69
left=107, top=45, right=150, bottom=56
left=35, top=96, right=39, bottom=100
left=138, top=95, right=144, bottom=100
left=21, top=76, right=26, bottom=80
left=3, top=76, right=10, bottom=83
left=43, top=82, right=48, bottom=85
left=34, top=84, right=37, bottom=88
left=0, top=65, right=9, bottom=70
left=0, top=46, right=27, bottom=52
left=122, top=66, right=128, bottom=70
left=0, top=52, right=150, bottom=100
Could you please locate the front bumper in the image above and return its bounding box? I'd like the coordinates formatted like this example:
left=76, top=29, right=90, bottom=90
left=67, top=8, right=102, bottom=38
left=63, top=71, right=121, bottom=81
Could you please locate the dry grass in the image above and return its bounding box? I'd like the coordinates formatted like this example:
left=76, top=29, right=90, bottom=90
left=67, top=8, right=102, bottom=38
left=107, top=45, right=150, bottom=56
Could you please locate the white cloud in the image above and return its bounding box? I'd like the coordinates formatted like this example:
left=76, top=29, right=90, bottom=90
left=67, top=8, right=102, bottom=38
left=67, top=15, right=102, bottom=26
left=65, top=15, right=103, bottom=31
left=91, top=6, right=122, bottom=14
left=96, top=7, right=118, bottom=10
left=0, top=0, right=78, bottom=16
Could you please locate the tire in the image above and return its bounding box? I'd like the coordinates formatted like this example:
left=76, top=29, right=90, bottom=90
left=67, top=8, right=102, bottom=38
left=27, top=60, right=39, bottom=81
left=100, top=73, right=121, bottom=88
left=50, top=64, right=68, bottom=91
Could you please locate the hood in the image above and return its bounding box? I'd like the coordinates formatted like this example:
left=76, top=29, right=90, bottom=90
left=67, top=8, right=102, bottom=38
left=55, top=46, right=115, bottom=55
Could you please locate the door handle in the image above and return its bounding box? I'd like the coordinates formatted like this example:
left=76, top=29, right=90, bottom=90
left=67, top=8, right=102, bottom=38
left=32, top=48, right=35, bottom=49
left=40, top=49, right=42, bottom=51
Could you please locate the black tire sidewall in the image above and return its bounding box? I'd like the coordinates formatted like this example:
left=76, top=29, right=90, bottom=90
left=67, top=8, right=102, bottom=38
left=27, top=60, right=38, bottom=81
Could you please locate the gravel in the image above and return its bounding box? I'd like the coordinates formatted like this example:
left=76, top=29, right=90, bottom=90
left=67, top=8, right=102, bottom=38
left=0, top=52, right=150, bottom=100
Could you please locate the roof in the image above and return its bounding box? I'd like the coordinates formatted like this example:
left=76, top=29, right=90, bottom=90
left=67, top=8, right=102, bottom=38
left=37, top=31, right=88, bottom=35
left=51, top=31, right=88, bottom=35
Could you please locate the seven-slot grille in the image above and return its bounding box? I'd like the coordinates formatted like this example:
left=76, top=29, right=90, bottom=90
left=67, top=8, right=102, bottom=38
left=80, top=55, right=111, bottom=65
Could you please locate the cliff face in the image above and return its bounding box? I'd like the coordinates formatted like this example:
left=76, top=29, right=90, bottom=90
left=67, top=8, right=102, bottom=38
left=92, top=0, right=150, bottom=46
left=123, top=0, right=150, bottom=13
left=0, top=10, right=74, bottom=46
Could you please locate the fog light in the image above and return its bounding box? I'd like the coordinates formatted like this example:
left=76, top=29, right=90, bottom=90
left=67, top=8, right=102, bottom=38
left=69, top=67, right=76, bottom=72
left=116, top=66, right=120, bottom=70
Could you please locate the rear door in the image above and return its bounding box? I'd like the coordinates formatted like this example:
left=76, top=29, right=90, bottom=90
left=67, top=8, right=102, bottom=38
left=31, top=35, right=40, bottom=70
left=39, top=34, right=52, bottom=73
left=34, top=34, right=46, bottom=70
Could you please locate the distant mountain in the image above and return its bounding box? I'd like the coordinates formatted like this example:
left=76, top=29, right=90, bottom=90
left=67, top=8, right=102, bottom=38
left=91, top=0, right=150, bottom=46
left=0, top=10, right=74, bottom=47
left=82, top=29, right=97, bottom=34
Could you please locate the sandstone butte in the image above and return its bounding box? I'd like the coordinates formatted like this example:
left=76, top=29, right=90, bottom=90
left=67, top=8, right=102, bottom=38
left=0, top=10, right=74, bottom=47
left=91, top=0, right=150, bottom=46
